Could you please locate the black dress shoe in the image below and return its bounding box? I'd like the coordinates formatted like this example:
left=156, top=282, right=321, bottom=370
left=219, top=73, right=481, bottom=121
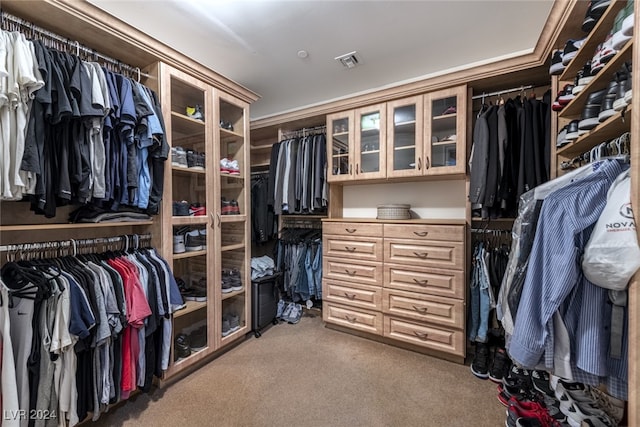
left=578, top=89, right=607, bottom=130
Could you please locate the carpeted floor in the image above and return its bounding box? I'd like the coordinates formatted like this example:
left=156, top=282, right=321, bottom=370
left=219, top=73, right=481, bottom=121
left=90, top=310, right=505, bottom=427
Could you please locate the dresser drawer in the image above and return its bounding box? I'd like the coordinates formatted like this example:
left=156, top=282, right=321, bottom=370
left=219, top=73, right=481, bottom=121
left=384, top=240, right=463, bottom=270
left=324, top=302, right=383, bottom=335
left=382, top=289, right=464, bottom=328
left=323, top=235, right=383, bottom=262
left=384, top=264, right=464, bottom=299
left=323, top=279, right=382, bottom=310
left=323, top=257, right=382, bottom=286
left=383, top=316, right=464, bottom=356
left=384, top=224, right=464, bottom=242
left=323, top=222, right=383, bottom=238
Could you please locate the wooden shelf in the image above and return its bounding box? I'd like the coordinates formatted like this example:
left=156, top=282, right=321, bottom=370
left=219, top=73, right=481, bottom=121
left=393, top=145, right=416, bottom=151
left=173, top=250, right=207, bottom=259
left=432, top=113, right=457, bottom=121
left=171, top=111, right=206, bottom=138
left=394, top=120, right=416, bottom=127
left=557, top=105, right=632, bottom=156
left=250, top=144, right=273, bottom=151
left=222, top=289, right=245, bottom=300
left=172, top=216, right=208, bottom=226
left=0, top=220, right=153, bottom=232
left=221, top=243, right=245, bottom=252
left=360, top=150, right=380, bottom=154
left=172, top=166, right=206, bottom=175
left=432, top=140, right=456, bottom=146
left=558, top=42, right=633, bottom=119
left=220, top=215, right=247, bottom=223
left=174, top=300, right=208, bottom=318
left=220, top=172, right=244, bottom=180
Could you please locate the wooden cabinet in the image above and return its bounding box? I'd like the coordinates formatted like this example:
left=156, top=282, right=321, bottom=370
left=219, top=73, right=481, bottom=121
left=151, top=63, right=251, bottom=378
left=322, top=219, right=466, bottom=362
left=328, top=86, right=467, bottom=183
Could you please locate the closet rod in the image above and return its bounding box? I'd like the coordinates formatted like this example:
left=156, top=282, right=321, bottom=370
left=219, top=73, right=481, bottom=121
left=0, top=10, right=153, bottom=81
left=471, top=85, right=534, bottom=100
left=0, top=233, right=152, bottom=253
left=282, top=125, right=327, bottom=138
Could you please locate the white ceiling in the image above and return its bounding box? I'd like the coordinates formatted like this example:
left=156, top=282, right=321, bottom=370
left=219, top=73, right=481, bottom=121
left=87, top=0, right=554, bottom=120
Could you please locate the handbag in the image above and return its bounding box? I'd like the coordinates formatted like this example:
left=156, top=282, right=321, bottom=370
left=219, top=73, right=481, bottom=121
left=582, top=170, right=640, bottom=290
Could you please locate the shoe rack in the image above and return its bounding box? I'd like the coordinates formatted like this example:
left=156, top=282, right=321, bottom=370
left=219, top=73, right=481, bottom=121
left=146, top=62, right=251, bottom=378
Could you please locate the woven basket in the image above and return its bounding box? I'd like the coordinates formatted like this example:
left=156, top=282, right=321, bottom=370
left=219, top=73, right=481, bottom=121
left=377, top=204, right=411, bottom=220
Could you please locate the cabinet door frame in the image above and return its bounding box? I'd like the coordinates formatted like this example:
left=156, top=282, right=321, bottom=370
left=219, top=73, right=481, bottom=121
left=327, top=111, right=355, bottom=183
left=423, top=85, right=467, bottom=176
left=386, top=96, right=424, bottom=179
left=354, top=103, right=387, bottom=180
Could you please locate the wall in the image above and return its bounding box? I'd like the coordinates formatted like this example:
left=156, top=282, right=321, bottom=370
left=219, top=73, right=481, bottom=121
left=342, top=180, right=466, bottom=219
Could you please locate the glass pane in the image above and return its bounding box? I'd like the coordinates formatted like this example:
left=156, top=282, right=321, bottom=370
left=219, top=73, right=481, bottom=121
left=331, top=118, right=349, bottom=176
left=393, top=105, right=416, bottom=171
left=431, top=96, right=457, bottom=168
left=360, top=112, right=380, bottom=173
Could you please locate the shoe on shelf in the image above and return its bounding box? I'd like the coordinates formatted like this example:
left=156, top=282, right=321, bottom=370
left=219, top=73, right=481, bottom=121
left=189, top=202, right=206, bottom=216
left=565, top=120, right=581, bottom=141
left=489, top=347, right=511, bottom=383
left=622, top=0, right=634, bottom=37
left=613, top=63, right=631, bottom=111
left=221, top=318, right=231, bottom=337
left=549, top=50, right=565, bottom=75
left=582, top=0, right=611, bottom=33
left=186, top=104, right=204, bottom=121
left=221, top=198, right=233, bottom=215
left=227, top=313, right=240, bottom=332
left=173, top=227, right=188, bottom=254
left=229, top=268, right=243, bottom=291
left=171, top=146, right=188, bottom=168
left=562, top=39, right=585, bottom=65
left=174, top=333, right=191, bottom=360
left=221, top=270, right=234, bottom=293
left=578, top=88, right=607, bottom=130
left=219, top=120, right=234, bottom=131
left=230, top=200, right=241, bottom=215
left=187, top=150, right=205, bottom=171
left=185, top=229, right=205, bottom=252
left=184, top=280, right=207, bottom=302
left=558, top=84, right=575, bottom=105
left=227, top=159, right=240, bottom=175
left=220, top=157, right=231, bottom=174
left=612, top=7, right=632, bottom=50
left=598, top=78, right=619, bottom=122
left=172, top=200, right=190, bottom=216
left=556, top=125, right=569, bottom=148
left=470, top=342, right=490, bottom=379
left=188, top=326, right=207, bottom=351
left=572, top=62, right=594, bottom=95
left=441, top=106, right=457, bottom=115
left=624, top=65, right=633, bottom=104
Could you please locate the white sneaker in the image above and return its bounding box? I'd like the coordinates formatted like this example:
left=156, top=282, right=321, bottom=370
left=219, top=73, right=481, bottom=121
left=560, top=400, right=614, bottom=427
left=227, top=159, right=240, bottom=175
left=220, top=157, right=231, bottom=174
left=173, top=234, right=186, bottom=254
left=622, top=12, right=634, bottom=37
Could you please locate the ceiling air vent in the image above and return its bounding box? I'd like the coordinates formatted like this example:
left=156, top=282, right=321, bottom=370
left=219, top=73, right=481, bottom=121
left=335, top=51, right=359, bottom=69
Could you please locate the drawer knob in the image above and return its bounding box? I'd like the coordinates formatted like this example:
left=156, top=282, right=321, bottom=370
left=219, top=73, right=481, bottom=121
left=413, top=231, right=429, bottom=237
left=413, top=252, right=429, bottom=259
left=413, top=278, right=429, bottom=286
left=345, top=269, right=357, bottom=276
left=345, top=246, right=356, bottom=252
left=413, top=305, right=429, bottom=314
left=345, top=315, right=357, bottom=323
left=413, top=331, right=429, bottom=340
left=344, top=292, right=356, bottom=300
left=345, top=228, right=357, bottom=233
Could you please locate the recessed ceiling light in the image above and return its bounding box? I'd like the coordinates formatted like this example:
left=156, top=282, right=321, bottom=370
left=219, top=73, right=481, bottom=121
left=297, top=50, right=309, bottom=59
left=335, top=51, right=359, bottom=69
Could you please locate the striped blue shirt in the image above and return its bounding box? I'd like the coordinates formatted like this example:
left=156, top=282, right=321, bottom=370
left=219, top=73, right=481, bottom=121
left=508, top=160, right=628, bottom=393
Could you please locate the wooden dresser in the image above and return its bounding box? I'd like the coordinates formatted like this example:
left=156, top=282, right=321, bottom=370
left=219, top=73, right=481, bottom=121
left=322, top=218, right=466, bottom=363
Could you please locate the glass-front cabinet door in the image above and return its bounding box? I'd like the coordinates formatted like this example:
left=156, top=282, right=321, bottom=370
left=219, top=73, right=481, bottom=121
left=354, top=104, right=386, bottom=180
left=386, top=96, right=423, bottom=178
left=424, top=85, right=467, bottom=175
left=327, top=111, right=354, bottom=183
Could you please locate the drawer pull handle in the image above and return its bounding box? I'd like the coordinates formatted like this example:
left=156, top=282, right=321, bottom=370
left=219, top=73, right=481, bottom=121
left=413, top=331, right=429, bottom=340
left=345, top=246, right=356, bottom=252
left=413, top=231, right=429, bottom=237
left=345, top=228, right=357, bottom=233
left=345, top=315, right=357, bottom=323
left=413, top=252, right=428, bottom=259
left=344, top=293, right=356, bottom=300
left=345, top=269, right=357, bottom=276
left=413, top=305, right=428, bottom=314
left=413, top=278, right=429, bottom=286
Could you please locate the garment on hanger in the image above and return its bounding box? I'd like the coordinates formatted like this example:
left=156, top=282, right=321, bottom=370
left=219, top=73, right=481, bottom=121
left=469, top=92, right=551, bottom=219
left=251, top=172, right=276, bottom=244
left=0, top=243, right=181, bottom=426
left=0, top=29, right=168, bottom=218
left=502, top=158, right=630, bottom=400
left=275, top=227, right=322, bottom=302
left=271, top=133, right=327, bottom=215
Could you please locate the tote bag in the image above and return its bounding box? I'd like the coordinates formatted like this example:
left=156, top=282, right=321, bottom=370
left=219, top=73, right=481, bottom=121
left=582, top=170, right=640, bottom=290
